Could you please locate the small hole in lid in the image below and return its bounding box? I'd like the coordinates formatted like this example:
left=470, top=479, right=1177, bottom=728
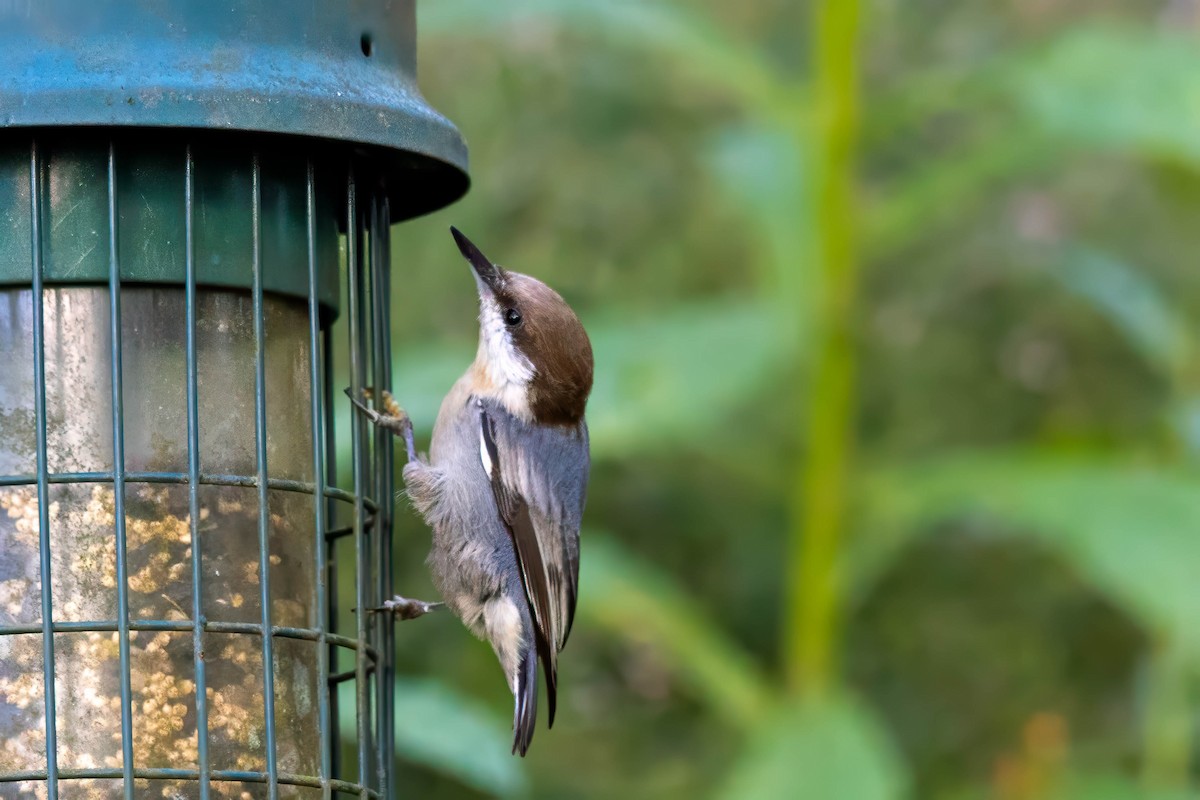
left=360, top=33, right=373, bottom=57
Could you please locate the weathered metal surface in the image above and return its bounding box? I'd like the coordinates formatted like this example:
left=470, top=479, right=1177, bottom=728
left=0, top=148, right=397, bottom=798
left=0, top=3, right=444, bottom=792
left=0, top=0, right=469, bottom=219
left=0, top=288, right=322, bottom=788
left=0, top=136, right=342, bottom=312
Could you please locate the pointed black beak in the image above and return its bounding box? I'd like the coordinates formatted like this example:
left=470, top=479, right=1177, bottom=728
left=450, top=226, right=502, bottom=293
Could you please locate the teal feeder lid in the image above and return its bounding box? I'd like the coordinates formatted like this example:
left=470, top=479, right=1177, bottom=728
left=0, top=0, right=469, bottom=217
left=0, top=0, right=469, bottom=315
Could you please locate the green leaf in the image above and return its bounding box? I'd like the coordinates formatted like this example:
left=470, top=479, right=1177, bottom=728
left=1048, top=246, right=1200, bottom=454
left=716, top=694, right=907, bottom=800
left=379, top=679, right=526, bottom=797
left=579, top=534, right=774, bottom=730
left=585, top=301, right=792, bottom=455
left=388, top=299, right=793, bottom=458
left=421, top=0, right=779, bottom=114
left=860, top=455, right=1200, bottom=655
left=1014, top=27, right=1200, bottom=166
left=1053, top=246, right=1189, bottom=377
left=864, top=132, right=1057, bottom=259
left=704, top=124, right=815, bottom=313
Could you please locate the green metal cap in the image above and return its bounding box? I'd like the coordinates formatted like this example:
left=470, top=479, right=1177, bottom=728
left=0, top=0, right=469, bottom=219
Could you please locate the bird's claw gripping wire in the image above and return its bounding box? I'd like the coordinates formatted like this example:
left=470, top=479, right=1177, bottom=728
left=368, top=595, right=446, bottom=621
left=344, top=387, right=417, bottom=463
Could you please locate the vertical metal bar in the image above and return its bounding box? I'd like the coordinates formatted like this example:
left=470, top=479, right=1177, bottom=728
left=325, top=325, right=340, bottom=782
left=324, top=302, right=340, bottom=780
left=368, top=195, right=382, bottom=795
left=29, top=139, right=59, bottom=800
left=184, top=145, right=212, bottom=800
left=250, top=154, right=280, bottom=800
left=345, top=164, right=371, bottom=800
left=107, top=142, right=136, bottom=800
left=360, top=191, right=379, bottom=797
left=305, top=159, right=333, bottom=800
left=369, top=194, right=393, bottom=797
left=378, top=197, right=396, bottom=796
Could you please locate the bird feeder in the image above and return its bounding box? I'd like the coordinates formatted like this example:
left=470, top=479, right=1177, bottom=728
left=0, top=2, right=467, bottom=798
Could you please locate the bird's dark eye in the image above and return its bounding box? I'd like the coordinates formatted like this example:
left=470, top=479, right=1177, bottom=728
left=504, top=308, right=522, bottom=326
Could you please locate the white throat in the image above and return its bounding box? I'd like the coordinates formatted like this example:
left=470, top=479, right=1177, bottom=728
left=473, top=297, right=535, bottom=420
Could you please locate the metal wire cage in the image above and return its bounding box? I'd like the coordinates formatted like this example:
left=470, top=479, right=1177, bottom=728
left=0, top=4, right=467, bottom=798
left=0, top=131, right=423, bottom=799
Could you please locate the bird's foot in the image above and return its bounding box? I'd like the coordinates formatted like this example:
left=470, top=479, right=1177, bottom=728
left=371, top=595, right=445, bottom=621
left=344, top=387, right=417, bottom=462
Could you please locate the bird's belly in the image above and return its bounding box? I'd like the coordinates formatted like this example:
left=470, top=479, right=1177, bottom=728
left=423, top=470, right=520, bottom=633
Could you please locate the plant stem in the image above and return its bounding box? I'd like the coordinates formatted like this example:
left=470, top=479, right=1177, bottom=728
left=783, top=0, right=861, bottom=696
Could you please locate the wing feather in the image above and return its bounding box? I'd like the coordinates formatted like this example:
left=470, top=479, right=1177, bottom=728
left=478, top=402, right=587, bottom=728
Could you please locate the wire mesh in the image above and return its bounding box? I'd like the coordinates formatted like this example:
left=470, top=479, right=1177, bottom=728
left=0, top=134, right=396, bottom=799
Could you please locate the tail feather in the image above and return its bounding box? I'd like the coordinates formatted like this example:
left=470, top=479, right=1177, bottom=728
left=536, top=625, right=558, bottom=729
left=512, top=647, right=539, bottom=757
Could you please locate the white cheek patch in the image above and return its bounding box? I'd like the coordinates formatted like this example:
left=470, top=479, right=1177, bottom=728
left=480, top=299, right=535, bottom=388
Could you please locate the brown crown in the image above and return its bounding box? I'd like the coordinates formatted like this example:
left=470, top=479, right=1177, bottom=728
left=500, top=272, right=593, bottom=426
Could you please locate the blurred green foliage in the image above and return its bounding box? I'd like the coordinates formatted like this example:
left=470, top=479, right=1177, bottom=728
left=335, top=1, right=1200, bottom=797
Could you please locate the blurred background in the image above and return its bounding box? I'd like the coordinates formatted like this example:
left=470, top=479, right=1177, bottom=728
left=336, top=1, right=1200, bottom=797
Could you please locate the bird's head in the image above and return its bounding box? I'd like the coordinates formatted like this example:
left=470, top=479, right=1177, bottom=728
left=451, top=227, right=593, bottom=426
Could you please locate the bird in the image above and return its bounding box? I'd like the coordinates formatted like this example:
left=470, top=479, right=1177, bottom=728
left=347, top=226, right=593, bottom=756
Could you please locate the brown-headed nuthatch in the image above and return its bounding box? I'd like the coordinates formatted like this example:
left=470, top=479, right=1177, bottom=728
left=348, top=227, right=593, bottom=756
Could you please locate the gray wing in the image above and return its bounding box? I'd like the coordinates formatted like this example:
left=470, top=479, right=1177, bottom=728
left=477, top=399, right=588, bottom=726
